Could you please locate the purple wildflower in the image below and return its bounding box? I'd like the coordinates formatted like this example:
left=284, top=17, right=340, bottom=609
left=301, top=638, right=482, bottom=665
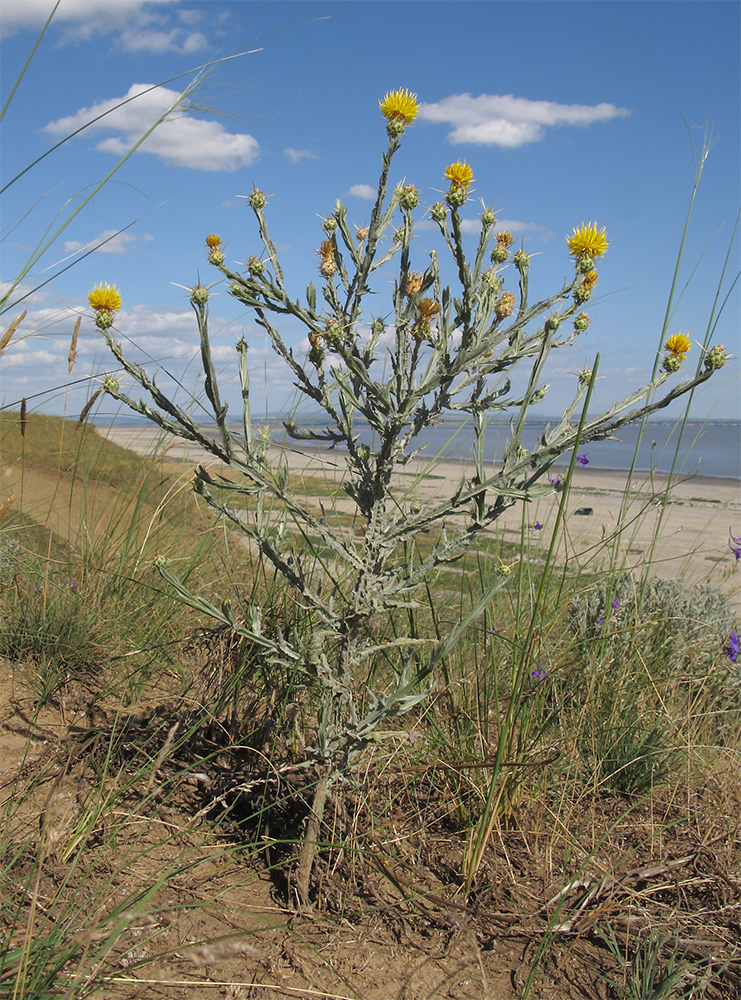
left=725, top=629, right=739, bottom=664
left=729, top=529, right=741, bottom=563
left=576, top=454, right=589, bottom=467
left=611, top=597, right=621, bottom=611
left=34, top=584, right=41, bottom=594
left=534, top=521, right=543, bottom=531
left=486, top=625, right=501, bottom=636
left=549, top=475, right=560, bottom=487
left=531, top=667, right=547, bottom=684
left=69, top=580, right=77, bottom=592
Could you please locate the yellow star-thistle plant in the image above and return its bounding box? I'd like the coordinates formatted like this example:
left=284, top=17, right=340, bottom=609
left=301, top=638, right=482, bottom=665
left=88, top=282, right=122, bottom=313
left=665, top=333, right=691, bottom=359
left=379, top=89, right=419, bottom=126
left=567, top=223, right=609, bottom=260
left=581, top=270, right=599, bottom=291
left=444, top=161, right=474, bottom=191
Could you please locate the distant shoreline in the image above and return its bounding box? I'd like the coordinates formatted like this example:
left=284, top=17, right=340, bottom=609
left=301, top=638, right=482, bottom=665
left=94, top=422, right=741, bottom=485
left=101, top=424, right=741, bottom=616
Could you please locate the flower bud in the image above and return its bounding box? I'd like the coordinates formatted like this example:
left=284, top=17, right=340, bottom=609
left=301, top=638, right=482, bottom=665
left=208, top=250, right=225, bottom=266
left=325, top=320, right=342, bottom=346
left=490, top=245, right=508, bottom=264
left=191, top=284, right=209, bottom=306
left=483, top=268, right=503, bottom=294
left=430, top=202, right=447, bottom=223
left=248, top=256, right=265, bottom=277
left=95, top=310, right=115, bottom=330
left=574, top=312, right=590, bottom=331
left=399, top=184, right=419, bottom=209
left=249, top=188, right=266, bottom=210
left=513, top=249, right=530, bottom=271
left=446, top=187, right=467, bottom=208
left=481, top=207, right=497, bottom=226
left=545, top=314, right=560, bottom=332
left=578, top=256, right=594, bottom=274
left=578, top=368, right=593, bottom=385
left=661, top=353, right=683, bottom=374
left=103, top=375, right=119, bottom=393
left=704, top=344, right=727, bottom=371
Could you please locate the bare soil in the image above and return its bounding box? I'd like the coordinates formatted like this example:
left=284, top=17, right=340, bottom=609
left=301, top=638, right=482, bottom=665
left=2, top=662, right=739, bottom=1000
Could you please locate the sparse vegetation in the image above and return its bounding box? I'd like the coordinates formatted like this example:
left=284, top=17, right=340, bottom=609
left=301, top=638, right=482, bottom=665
left=1, top=27, right=738, bottom=997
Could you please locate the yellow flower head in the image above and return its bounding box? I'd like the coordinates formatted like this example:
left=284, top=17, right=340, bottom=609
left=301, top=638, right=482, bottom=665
left=567, top=223, right=609, bottom=260
left=495, top=291, right=516, bottom=320
left=205, top=234, right=222, bottom=249
left=581, top=270, right=599, bottom=291
left=665, top=333, right=691, bottom=358
left=418, top=297, right=440, bottom=320
left=379, top=89, right=419, bottom=126
left=444, top=161, right=474, bottom=191
left=405, top=271, right=424, bottom=297
left=317, top=240, right=336, bottom=278
left=88, top=282, right=122, bottom=313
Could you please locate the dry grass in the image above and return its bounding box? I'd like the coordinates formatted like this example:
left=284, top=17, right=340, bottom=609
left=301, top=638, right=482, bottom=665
left=1, top=415, right=739, bottom=999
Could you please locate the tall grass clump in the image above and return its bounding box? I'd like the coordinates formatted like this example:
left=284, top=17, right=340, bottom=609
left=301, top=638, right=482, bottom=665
left=93, top=89, right=730, bottom=907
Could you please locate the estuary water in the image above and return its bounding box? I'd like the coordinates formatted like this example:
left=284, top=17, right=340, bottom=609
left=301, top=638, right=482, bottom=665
left=106, top=415, right=740, bottom=482
left=281, top=417, right=741, bottom=482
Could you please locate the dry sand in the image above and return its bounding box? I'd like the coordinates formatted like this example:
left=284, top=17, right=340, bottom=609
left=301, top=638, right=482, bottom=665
left=101, top=424, right=741, bottom=612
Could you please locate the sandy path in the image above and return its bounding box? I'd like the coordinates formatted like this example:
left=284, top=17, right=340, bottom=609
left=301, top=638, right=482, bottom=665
left=101, top=425, right=741, bottom=612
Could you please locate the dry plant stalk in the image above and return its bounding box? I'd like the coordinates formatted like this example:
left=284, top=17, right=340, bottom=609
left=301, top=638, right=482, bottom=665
left=0, top=310, right=26, bottom=357
left=77, top=387, right=103, bottom=426
left=67, top=316, right=80, bottom=373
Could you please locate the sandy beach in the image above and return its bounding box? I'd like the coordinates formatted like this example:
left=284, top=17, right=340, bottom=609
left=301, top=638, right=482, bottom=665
left=101, top=424, right=741, bottom=611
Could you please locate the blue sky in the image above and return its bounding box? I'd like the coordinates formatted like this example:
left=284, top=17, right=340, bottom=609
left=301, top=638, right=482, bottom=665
left=1, top=0, right=739, bottom=426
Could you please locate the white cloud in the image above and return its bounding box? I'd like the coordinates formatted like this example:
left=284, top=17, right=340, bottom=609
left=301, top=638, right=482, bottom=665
left=178, top=8, right=203, bottom=26
left=118, top=27, right=206, bottom=53
left=63, top=229, right=142, bottom=256
left=123, top=305, right=195, bottom=340
left=348, top=184, right=376, bottom=200
left=495, top=218, right=542, bottom=235
left=285, top=147, right=318, bottom=164
left=43, top=84, right=260, bottom=172
left=457, top=217, right=551, bottom=240
left=419, top=93, right=630, bottom=147
left=0, top=0, right=208, bottom=53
